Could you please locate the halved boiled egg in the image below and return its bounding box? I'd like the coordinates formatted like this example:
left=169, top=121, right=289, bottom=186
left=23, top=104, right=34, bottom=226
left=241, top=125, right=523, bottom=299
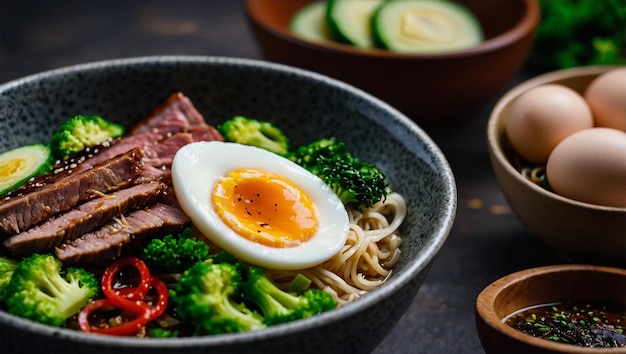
left=171, top=141, right=349, bottom=270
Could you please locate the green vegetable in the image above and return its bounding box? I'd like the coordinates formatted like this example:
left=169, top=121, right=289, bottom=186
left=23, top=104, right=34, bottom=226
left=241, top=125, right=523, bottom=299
left=4, top=253, right=99, bottom=327
left=290, top=1, right=335, bottom=43
left=217, top=116, right=289, bottom=156
left=326, top=0, right=384, bottom=48
left=286, top=137, right=347, bottom=168
left=372, top=0, right=483, bottom=53
left=529, top=0, right=626, bottom=71
left=241, top=266, right=336, bottom=326
left=284, top=273, right=313, bottom=294
left=286, top=138, right=389, bottom=209
left=148, top=327, right=180, bottom=338
left=142, top=228, right=210, bottom=273
left=0, top=256, right=19, bottom=301
left=206, top=250, right=241, bottom=266
left=50, top=115, right=125, bottom=160
left=171, top=261, right=266, bottom=335
left=0, top=144, right=53, bottom=196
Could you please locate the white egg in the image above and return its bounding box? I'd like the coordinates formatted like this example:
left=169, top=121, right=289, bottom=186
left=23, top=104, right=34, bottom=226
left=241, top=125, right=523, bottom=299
left=171, top=141, right=349, bottom=270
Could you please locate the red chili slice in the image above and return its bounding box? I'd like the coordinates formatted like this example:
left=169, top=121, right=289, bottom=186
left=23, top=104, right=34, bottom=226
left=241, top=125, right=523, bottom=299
left=147, top=276, right=168, bottom=320
left=101, top=256, right=151, bottom=302
left=78, top=298, right=151, bottom=336
left=78, top=256, right=168, bottom=336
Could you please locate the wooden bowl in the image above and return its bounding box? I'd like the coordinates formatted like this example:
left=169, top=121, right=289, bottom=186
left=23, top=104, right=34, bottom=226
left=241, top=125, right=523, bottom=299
left=245, top=0, right=540, bottom=130
left=475, top=264, right=626, bottom=354
left=487, top=66, right=626, bottom=267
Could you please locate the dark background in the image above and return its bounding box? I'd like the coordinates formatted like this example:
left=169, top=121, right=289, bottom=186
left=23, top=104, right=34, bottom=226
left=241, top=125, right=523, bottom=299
left=0, top=1, right=564, bottom=353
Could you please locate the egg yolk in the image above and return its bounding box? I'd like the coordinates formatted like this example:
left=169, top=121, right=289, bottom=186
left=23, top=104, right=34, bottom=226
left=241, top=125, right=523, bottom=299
left=212, top=168, right=319, bottom=248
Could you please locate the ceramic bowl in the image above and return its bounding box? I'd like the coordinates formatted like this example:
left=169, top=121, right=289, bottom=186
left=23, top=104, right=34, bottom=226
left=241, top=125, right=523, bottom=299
left=244, top=0, right=540, bottom=129
left=487, top=66, right=626, bottom=267
left=0, top=56, right=456, bottom=354
left=475, top=264, right=626, bottom=354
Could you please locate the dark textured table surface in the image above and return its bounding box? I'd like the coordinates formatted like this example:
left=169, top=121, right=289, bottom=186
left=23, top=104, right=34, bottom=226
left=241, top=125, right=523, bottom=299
left=0, top=1, right=565, bottom=353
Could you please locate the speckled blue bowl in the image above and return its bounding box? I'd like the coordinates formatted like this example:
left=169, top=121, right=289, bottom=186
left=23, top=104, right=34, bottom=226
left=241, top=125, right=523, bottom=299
left=0, top=56, right=456, bottom=354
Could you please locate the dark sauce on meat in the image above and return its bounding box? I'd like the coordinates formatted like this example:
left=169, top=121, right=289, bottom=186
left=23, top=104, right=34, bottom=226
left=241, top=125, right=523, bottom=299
left=505, top=302, right=626, bottom=348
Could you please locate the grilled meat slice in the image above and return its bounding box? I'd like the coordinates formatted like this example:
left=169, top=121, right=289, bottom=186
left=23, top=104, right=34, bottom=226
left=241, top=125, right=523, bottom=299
left=55, top=203, right=190, bottom=265
left=129, top=92, right=206, bottom=136
left=0, top=147, right=144, bottom=236
left=4, top=182, right=168, bottom=255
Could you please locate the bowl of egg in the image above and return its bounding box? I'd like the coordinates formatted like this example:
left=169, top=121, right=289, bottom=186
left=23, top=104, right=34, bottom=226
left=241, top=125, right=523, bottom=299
left=487, top=65, right=626, bottom=266
left=0, top=55, right=456, bottom=354
left=245, top=0, right=540, bottom=129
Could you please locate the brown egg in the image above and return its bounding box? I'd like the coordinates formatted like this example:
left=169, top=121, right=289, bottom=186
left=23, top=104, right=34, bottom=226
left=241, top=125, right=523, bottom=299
left=546, top=127, right=626, bottom=208
left=584, top=67, right=626, bottom=132
left=505, top=84, right=594, bottom=164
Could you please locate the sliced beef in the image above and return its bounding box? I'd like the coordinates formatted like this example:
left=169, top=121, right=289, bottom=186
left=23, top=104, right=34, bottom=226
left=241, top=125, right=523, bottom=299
left=129, top=92, right=206, bottom=136
left=7, top=92, right=213, bottom=189
left=79, top=93, right=206, bottom=168
left=1, top=94, right=222, bottom=265
left=135, top=165, right=172, bottom=185
left=4, top=182, right=168, bottom=255
left=65, top=132, right=162, bottom=176
left=1, top=140, right=127, bottom=200
left=132, top=132, right=194, bottom=185
left=56, top=203, right=190, bottom=265
left=189, top=124, right=224, bottom=142
left=142, top=132, right=194, bottom=168
left=65, top=131, right=188, bottom=185
left=0, top=147, right=144, bottom=236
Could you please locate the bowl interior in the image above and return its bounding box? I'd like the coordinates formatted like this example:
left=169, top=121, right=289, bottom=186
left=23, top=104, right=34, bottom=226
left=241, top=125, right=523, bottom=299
left=476, top=265, right=626, bottom=354
left=0, top=56, right=456, bottom=353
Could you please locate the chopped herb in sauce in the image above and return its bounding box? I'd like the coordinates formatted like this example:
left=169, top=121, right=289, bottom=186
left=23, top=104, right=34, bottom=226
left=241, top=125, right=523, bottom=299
left=505, top=302, right=626, bottom=348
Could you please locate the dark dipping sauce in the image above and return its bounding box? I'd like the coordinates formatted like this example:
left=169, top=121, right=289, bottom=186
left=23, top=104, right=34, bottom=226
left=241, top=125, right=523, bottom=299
left=505, top=302, right=626, bottom=348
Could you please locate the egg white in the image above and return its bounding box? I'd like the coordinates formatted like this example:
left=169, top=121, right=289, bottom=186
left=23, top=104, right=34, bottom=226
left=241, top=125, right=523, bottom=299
left=171, top=141, right=350, bottom=270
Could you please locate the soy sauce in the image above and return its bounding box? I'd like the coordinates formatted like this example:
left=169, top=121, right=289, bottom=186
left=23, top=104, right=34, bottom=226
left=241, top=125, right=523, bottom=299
left=505, top=301, right=626, bottom=348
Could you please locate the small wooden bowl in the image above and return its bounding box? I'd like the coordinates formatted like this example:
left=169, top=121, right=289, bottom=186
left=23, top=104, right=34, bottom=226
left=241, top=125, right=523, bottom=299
left=475, top=264, right=626, bottom=354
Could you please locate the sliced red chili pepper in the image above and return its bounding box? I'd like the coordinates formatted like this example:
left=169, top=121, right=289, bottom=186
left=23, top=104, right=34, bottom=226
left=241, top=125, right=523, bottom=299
left=101, top=256, right=151, bottom=302
left=147, top=276, right=168, bottom=320
left=78, top=298, right=151, bottom=336
left=79, top=256, right=170, bottom=336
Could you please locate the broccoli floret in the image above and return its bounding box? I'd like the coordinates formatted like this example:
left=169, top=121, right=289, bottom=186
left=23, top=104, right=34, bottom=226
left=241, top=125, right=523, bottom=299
left=0, top=256, right=19, bottom=301
left=206, top=250, right=240, bottom=265
left=50, top=115, right=125, bottom=159
left=142, top=228, right=210, bottom=273
left=4, top=253, right=99, bottom=327
left=217, top=116, right=289, bottom=155
left=286, top=138, right=389, bottom=209
left=241, top=266, right=336, bottom=326
left=171, top=261, right=265, bottom=335
left=286, top=138, right=347, bottom=172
